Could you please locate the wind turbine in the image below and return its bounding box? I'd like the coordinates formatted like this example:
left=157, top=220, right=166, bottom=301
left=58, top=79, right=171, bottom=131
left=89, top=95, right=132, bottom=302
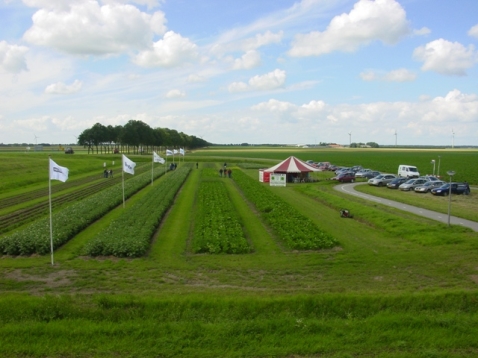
left=34, top=134, right=39, bottom=145
left=348, top=132, right=352, bottom=147
left=452, top=129, right=455, bottom=149
left=394, top=129, right=397, bottom=147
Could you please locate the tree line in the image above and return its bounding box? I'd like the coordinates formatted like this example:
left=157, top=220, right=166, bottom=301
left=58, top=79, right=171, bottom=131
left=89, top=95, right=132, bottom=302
left=78, top=120, right=210, bottom=154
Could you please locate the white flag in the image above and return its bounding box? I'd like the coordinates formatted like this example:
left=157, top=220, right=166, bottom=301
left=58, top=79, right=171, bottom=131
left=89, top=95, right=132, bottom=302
left=173, top=149, right=178, bottom=155
left=153, top=151, right=165, bottom=164
left=166, top=149, right=173, bottom=156
left=49, top=159, right=69, bottom=182
left=179, top=148, right=185, bottom=156
left=123, top=154, right=136, bottom=175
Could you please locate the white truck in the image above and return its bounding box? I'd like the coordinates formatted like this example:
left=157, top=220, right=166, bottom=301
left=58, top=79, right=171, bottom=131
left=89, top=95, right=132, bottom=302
left=398, top=165, right=420, bottom=178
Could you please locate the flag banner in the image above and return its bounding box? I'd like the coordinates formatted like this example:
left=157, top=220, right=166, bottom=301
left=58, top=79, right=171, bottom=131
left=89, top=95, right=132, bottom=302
left=49, top=158, right=69, bottom=182
left=123, top=154, right=136, bottom=175
left=153, top=152, right=165, bottom=164
left=173, top=149, right=178, bottom=155
left=180, top=148, right=185, bottom=156
left=166, top=149, right=173, bottom=156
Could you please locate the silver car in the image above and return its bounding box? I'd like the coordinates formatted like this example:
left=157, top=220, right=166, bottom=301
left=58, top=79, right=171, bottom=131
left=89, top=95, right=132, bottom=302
left=399, top=178, right=429, bottom=191
left=368, top=174, right=397, bottom=186
left=414, top=180, right=445, bottom=193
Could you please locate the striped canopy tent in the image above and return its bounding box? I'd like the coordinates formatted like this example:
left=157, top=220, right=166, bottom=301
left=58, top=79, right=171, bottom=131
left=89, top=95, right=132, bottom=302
left=265, top=156, right=320, bottom=173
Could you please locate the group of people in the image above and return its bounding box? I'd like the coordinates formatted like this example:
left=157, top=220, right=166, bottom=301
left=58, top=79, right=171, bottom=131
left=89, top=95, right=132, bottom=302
left=169, top=163, right=178, bottom=171
left=219, top=163, right=232, bottom=178
left=103, top=169, right=113, bottom=178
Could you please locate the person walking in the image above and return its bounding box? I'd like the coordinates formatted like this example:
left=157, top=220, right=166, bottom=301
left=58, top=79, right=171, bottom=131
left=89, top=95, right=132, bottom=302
left=196, top=162, right=198, bottom=169
left=219, top=168, right=223, bottom=177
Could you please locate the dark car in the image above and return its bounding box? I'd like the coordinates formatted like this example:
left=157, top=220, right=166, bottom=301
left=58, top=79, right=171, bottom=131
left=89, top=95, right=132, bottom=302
left=387, top=177, right=408, bottom=189
left=64, top=147, right=74, bottom=154
left=362, top=171, right=380, bottom=179
left=332, top=172, right=356, bottom=183
left=431, top=183, right=468, bottom=196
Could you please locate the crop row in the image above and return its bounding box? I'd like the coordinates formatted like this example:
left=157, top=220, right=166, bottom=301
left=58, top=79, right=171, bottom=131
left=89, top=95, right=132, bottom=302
left=192, top=169, right=251, bottom=254
left=0, top=166, right=167, bottom=256
left=83, top=165, right=192, bottom=257
left=233, top=170, right=338, bottom=250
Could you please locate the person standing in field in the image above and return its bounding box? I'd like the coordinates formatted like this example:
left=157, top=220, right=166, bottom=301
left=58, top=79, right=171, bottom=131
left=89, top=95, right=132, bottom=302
left=196, top=162, right=198, bottom=169
left=219, top=168, right=223, bottom=177
left=227, top=169, right=232, bottom=178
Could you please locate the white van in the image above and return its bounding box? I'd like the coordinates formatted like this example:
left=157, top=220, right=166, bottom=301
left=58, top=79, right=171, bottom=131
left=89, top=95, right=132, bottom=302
left=398, top=165, right=420, bottom=178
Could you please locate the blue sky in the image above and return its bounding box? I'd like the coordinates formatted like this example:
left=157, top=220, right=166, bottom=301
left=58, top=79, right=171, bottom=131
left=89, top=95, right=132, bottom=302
left=1, top=0, right=477, bottom=146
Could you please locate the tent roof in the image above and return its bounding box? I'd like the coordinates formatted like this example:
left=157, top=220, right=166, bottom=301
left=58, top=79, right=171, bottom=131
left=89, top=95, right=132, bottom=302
left=264, top=156, right=320, bottom=173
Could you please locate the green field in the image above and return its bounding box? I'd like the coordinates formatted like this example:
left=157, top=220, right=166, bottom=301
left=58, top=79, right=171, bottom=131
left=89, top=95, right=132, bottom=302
left=1, top=148, right=478, bottom=357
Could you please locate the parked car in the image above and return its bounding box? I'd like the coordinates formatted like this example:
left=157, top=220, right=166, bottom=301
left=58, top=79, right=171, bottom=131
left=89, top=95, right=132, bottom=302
left=431, top=183, right=468, bottom=196
left=64, top=147, right=74, bottom=154
left=332, top=172, right=356, bottom=183
left=414, top=180, right=445, bottom=193
left=398, top=178, right=429, bottom=191
left=387, top=177, right=408, bottom=189
left=355, top=169, right=372, bottom=178
left=368, top=174, right=397, bottom=186
left=398, top=164, right=420, bottom=178
left=362, top=171, right=380, bottom=180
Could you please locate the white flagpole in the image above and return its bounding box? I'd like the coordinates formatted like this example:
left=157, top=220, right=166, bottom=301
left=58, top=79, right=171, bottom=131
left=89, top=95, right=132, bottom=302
left=122, top=156, right=125, bottom=208
left=151, top=151, right=154, bottom=186
left=48, top=156, right=54, bottom=266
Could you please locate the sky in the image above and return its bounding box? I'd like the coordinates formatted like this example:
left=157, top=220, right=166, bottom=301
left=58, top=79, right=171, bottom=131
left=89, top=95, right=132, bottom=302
left=0, top=0, right=477, bottom=146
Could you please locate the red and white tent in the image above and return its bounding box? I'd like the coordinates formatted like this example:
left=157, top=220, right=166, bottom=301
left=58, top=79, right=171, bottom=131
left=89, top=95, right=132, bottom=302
left=264, top=156, right=320, bottom=173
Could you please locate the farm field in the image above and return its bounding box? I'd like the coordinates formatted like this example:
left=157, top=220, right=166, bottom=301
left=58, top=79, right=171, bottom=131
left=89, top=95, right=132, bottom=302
left=0, top=148, right=478, bottom=357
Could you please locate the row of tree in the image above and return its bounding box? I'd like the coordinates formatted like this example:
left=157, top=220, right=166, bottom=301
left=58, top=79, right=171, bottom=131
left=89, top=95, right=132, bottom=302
left=77, top=120, right=210, bottom=154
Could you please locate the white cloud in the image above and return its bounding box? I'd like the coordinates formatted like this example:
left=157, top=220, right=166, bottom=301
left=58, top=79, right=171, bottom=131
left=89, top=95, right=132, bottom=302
left=413, top=27, right=431, bottom=36
left=252, top=99, right=296, bottom=113
left=228, top=69, right=286, bottom=93
left=187, top=74, right=206, bottom=83
left=0, top=41, right=28, bottom=73
left=228, top=81, right=249, bottom=93
left=134, top=31, right=198, bottom=67
left=469, top=24, right=478, bottom=39
left=232, top=50, right=261, bottom=70
left=360, top=68, right=416, bottom=82
left=251, top=90, right=478, bottom=131
left=413, top=39, right=477, bottom=76
left=288, top=0, right=410, bottom=57
left=211, top=30, right=283, bottom=56
left=23, top=1, right=167, bottom=55
left=165, top=89, right=186, bottom=99
left=248, top=69, right=286, bottom=90
left=45, top=80, right=82, bottom=94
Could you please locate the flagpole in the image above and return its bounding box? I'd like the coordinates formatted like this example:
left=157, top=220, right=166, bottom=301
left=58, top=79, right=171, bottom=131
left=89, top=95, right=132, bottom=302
left=151, top=151, right=154, bottom=186
left=122, top=155, right=125, bottom=208
left=48, top=156, right=54, bottom=266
